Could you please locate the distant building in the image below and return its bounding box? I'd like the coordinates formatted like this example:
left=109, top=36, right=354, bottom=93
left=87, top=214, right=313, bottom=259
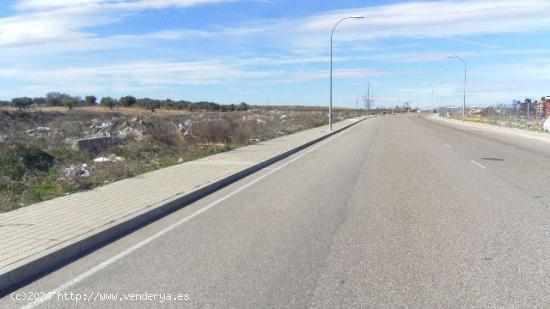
left=536, top=96, right=550, bottom=119
left=480, top=107, right=494, bottom=117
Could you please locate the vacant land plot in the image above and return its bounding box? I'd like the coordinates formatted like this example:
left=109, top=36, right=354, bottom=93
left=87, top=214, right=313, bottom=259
left=0, top=107, right=364, bottom=212
left=448, top=113, right=545, bottom=132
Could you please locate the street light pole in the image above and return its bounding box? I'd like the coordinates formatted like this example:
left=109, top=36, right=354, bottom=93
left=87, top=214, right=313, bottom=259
left=446, top=55, right=467, bottom=121
left=366, top=81, right=370, bottom=116
left=365, top=76, right=379, bottom=117
left=329, top=15, right=364, bottom=132
left=429, top=83, right=435, bottom=112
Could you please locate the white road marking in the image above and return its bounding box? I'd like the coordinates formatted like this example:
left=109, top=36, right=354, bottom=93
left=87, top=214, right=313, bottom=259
left=444, top=144, right=452, bottom=149
left=470, top=160, right=486, bottom=169
left=21, top=127, right=351, bottom=309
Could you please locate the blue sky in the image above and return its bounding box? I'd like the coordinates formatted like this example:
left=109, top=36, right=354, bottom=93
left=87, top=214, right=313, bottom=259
left=0, top=0, right=550, bottom=108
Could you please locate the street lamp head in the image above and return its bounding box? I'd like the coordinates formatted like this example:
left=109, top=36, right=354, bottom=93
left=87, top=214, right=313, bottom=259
left=351, top=15, right=364, bottom=19
left=446, top=55, right=455, bottom=59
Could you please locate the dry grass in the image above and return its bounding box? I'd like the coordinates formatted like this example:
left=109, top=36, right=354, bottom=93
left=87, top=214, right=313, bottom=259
left=192, top=118, right=232, bottom=144
left=146, top=119, right=183, bottom=147
left=0, top=107, right=366, bottom=212
left=0, top=106, right=192, bottom=117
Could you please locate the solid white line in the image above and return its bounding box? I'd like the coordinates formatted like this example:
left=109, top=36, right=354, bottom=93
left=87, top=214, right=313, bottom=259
left=470, top=160, right=486, bottom=169
left=21, top=128, right=350, bottom=309
left=444, top=144, right=452, bottom=149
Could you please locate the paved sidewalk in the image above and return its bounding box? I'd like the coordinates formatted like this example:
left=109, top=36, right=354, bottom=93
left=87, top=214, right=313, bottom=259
left=0, top=117, right=366, bottom=292
left=428, top=114, right=550, bottom=144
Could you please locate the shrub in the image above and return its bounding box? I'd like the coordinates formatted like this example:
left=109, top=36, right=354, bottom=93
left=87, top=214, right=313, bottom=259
left=228, top=120, right=256, bottom=144
left=145, top=100, right=161, bottom=112
left=146, top=120, right=180, bottom=146
left=19, top=146, right=55, bottom=171
left=0, top=145, right=55, bottom=180
left=192, top=118, right=231, bottom=144
left=2, top=180, right=27, bottom=195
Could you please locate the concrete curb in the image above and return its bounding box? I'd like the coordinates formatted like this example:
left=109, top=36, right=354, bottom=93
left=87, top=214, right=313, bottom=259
left=0, top=116, right=370, bottom=295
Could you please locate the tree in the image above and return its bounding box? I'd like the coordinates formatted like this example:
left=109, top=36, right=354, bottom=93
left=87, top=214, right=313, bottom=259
left=85, top=96, right=97, bottom=105
left=176, top=100, right=191, bottom=110
left=236, top=102, right=249, bottom=111
left=62, top=97, right=79, bottom=111
left=119, top=95, right=137, bottom=107
left=163, top=98, right=175, bottom=109
left=46, top=92, right=71, bottom=106
left=100, top=97, right=116, bottom=110
left=32, top=97, right=46, bottom=106
left=11, top=97, right=33, bottom=111
left=144, top=99, right=161, bottom=112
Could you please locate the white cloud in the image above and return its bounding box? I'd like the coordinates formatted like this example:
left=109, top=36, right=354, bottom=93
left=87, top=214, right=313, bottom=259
left=0, top=0, right=230, bottom=47
left=4, top=0, right=550, bottom=53
left=280, top=0, right=550, bottom=52
left=297, top=0, right=550, bottom=37
left=0, top=60, right=272, bottom=85
left=14, top=0, right=98, bottom=11
left=14, top=0, right=230, bottom=11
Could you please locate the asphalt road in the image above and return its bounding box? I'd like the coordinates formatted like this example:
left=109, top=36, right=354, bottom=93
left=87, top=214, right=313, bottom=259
left=3, top=114, right=550, bottom=308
